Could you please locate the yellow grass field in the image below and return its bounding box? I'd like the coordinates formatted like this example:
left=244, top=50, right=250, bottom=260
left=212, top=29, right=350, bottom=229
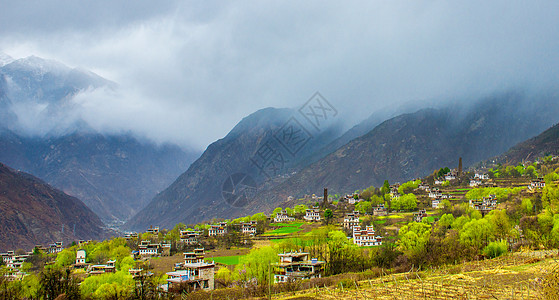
left=272, top=251, right=559, bottom=300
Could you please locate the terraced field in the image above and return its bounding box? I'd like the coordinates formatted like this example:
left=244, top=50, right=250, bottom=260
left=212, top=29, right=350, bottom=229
left=274, top=252, right=558, bottom=299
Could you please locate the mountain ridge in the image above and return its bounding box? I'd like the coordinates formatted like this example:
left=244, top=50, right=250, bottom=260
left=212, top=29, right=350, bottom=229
left=0, top=162, right=106, bottom=251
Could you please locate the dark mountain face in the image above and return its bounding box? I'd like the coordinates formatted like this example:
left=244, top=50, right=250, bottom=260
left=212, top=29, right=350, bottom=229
left=125, top=107, right=344, bottom=230
left=0, top=131, right=196, bottom=223
left=0, top=163, right=106, bottom=251
left=495, top=122, right=559, bottom=164
left=0, top=55, right=200, bottom=224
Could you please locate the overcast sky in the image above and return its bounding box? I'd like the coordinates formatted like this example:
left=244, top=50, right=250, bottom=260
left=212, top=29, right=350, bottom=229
left=1, top=1, right=558, bottom=149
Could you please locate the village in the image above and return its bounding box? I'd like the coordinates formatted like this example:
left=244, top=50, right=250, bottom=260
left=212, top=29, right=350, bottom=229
left=1, top=156, right=559, bottom=298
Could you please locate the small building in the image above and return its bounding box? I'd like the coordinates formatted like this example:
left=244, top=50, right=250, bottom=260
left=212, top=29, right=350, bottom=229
left=161, top=243, right=171, bottom=256
left=87, top=260, right=116, bottom=275
left=303, top=208, right=321, bottom=221
left=146, top=226, right=160, bottom=235
left=417, top=183, right=430, bottom=191
left=373, top=204, right=388, bottom=216
left=474, top=173, right=489, bottom=180
left=124, top=232, right=139, bottom=240
left=208, top=222, right=228, bottom=236
left=432, top=198, right=441, bottom=209
left=469, top=195, right=498, bottom=214
left=180, top=230, right=201, bottom=244
left=352, top=226, right=382, bottom=247
left=470, top=179, right=482, bottom=187
left=241, top=221, right=257, bottom=235
left=343, top=211, right=360, bottom=230
left=413, top=209, right=428, bottom=222
left=530, top=178, right=546, bottom=189
left=428, top=188, right=442, bottom=198
left=46, top=242, right=63, bottom=254
left=74, top=249, right=87, bottom=268
left=273, top=252, right=325, bottom=283
left=445, top=172, right=457, bottom=181
left=274, top=211, right=295, bottom=223
left=434, top=179, right=446, bottom=185
left=129, top=268, right=144, bottom=278
left=168, top=248, right=215, bottom=291
left=139, top=240, right=161, bottom=256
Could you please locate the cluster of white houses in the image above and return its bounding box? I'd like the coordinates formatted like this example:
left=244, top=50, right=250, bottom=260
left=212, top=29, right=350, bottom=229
left=1, top=251, right=31, bottom=281
left=469, top=195, right=498, bottom=214
left=1, top=241, right=67, bottom=281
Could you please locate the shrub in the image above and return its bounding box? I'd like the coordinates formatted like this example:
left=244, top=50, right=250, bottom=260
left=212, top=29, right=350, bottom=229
left=482, top=240, right=508, bottom=258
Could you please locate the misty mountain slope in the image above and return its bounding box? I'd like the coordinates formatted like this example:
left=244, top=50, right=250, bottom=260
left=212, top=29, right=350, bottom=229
left=250, top=93, right=559, bottom=210
left=125, top=107, right=344, bottom=230
left=0, top=162, right=106, bottom=251
left=494, top=122, right=559, bottom=164
left=0, top=130, right=196, bottom=223
left=0, top=55, right=200, bottom=223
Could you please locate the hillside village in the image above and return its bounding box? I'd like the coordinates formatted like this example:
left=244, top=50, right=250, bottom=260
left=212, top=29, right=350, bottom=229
left=2, top=156, right=559, bottom=299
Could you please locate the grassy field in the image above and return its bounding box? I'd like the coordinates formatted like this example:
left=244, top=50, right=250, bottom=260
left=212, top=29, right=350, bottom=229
left=205, top=255, right=244, bottom=265
left=263, top=226, right=303, bottom=236
left=270, top=222, right=304, bottom=227
left=263, top=222, right=305, bottom=236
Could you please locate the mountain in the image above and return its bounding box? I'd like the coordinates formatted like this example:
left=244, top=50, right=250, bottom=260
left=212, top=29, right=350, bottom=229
left=125, top=107, right=344, bottom=230
left=0, top=52, right=13, bottom=67
left=494, top=122, right=559, bottom=164
left=260, top=92, right=559, bottom=210
left=128, top=92, right=559, bottom=229
left=0, top=162, right=105, bottom=251
left=0, top=55, right=200, bottom=223
left=0, top=131, right=195, bottom=223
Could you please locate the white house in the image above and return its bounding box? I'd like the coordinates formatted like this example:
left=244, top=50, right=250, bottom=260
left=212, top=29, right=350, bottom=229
left=413, top=209, right=428, bottom=222
left=241, top=221, right=257, bottom=235
left=343, top=211, right=360, bottom=230
left=432, top=198, right=441, bottom=209
left=76, top=249, right=86, bottom=265
left=429, top=188, right=442, bottom=198
left=530, top=178, right=546, bottom=189
left=474, top=173, right=489, bottom=180
left=303, top=208, right=321, bottom=221
left=208, top=222, right=228, bottom=236
left=274, top=211, right=295, bottom=223
left=139, top=241, right=160, bottom=256
left=352, top=226, right=382, bottom=247
left=445, top=172, right=457, bottom=181
left=470, top=179, right=482, bottom=187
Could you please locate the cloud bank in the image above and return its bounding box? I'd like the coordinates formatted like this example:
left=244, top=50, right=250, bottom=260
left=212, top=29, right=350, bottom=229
left=1, top=1, right=558, bottom=149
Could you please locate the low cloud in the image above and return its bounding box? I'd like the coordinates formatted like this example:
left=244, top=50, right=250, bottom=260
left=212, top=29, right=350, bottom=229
left=1, top=1, right=559, bottom=149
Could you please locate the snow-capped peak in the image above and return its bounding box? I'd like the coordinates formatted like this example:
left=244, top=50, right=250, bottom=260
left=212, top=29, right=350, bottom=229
left=0, top=52, right=14, bottom=67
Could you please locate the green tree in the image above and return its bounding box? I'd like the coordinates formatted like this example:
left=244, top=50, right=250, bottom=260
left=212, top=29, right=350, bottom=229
left=355, top=201, right=372, bottom=214
left=285, top=207, right=294, bottom=216
left=235, top=246, right=278, bottom=284
left=391, top=193, right=417, bottom=210
left=251, top=212, right=268, bottom=222
left=380, top=180, right=390, bottom=195
left=397, top=222, right=431, bottom=259
left=39, top=267, right=81, bottom=300
left=293, top=204, right=308, bottom=216
left=459, top=218, right=494, bottom=250
left=271, top=207, right=283, bottom=218
left=324, top=209, right=333, bottom=225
